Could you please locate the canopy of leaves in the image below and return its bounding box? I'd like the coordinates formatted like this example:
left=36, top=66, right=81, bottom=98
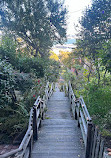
left=0, top=0, right=67, bottom=57
left=59, top=51, right=71, bottom=68
left=81, top=0, right=111, bottom=40
left=78, top=0, right=111, bottom=72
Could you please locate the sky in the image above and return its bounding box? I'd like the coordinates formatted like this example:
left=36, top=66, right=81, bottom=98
left=64, top=0, right=92, bottom=38
left=53, top=0, right=92, bottom=54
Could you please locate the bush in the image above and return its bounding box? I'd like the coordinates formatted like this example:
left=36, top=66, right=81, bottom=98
left=0, top=114, right=28, bottom=144
left=14, top=72, right=34, bottom=93
left=0, top=35, right=18, bottom=68
left=0, top=34, right=60, bottom=144
left=23, top=78, right=46, bottom=111
left=77, top=82, right=111, bottom=139
left=62, top=68, right=111, bottom=141
left=0, top=59, right=16, bottom=109
left=45, top=59, right=60, bottom=82
left=18, top=57, right=44, bottom=77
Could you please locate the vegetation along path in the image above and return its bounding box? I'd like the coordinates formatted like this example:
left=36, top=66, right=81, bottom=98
left=31, top=84, right=85, bottom=158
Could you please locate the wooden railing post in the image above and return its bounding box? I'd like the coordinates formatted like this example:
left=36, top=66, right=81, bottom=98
left=85, top=121, right=93, bottom=158
left=29, top=134, right=33, bottom=157
left=68, top=84, right=69, bottom=97
left=75, top=100, right=78, bottom=120
left=78, top=110, right=80, bottom=128
left=41, top=101, right=44, bottom=120
left=33, top=107, right=38, bottom=140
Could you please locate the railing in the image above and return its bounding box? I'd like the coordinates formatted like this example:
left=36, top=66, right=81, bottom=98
left=66, top=81, right=110, bottom=158
left=48, top=83, right=54, bottom=98
left=1, top=82, right=54, bottom=158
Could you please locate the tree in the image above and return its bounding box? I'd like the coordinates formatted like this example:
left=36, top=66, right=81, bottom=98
left=0, top=0, right=67, bottom=57
left=78, top=0, right=111, bottom=80
left=81, top=0, right=111, bottom=40
left=0, top=34, right=18, bottom=68
left=100, top=40, right=111, bottom=72
left=49, top=51, right=59, bottom=61
left=59, top=51, right=71, bottom=68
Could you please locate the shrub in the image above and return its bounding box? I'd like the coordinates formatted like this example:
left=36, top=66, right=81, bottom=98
left=0, top=59, right=16, bottom=109
left=77, top=82, right=111, bottom=138
left=14, top=72, right=33, bottom=93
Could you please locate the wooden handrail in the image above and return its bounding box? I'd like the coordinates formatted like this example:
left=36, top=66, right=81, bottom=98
left=79, top=96, right=92, bottom=122
left=49, top=83, right=54, bottom=98
left=34, top=96, right=41, bottom=106
left=0, top=82, right=54, bottom=158
left=65, top=81, right=108, bottom=158
left=1, top=125, right=33, bottom=158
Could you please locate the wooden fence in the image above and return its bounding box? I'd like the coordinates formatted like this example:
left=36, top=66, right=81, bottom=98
left=65, top=81, right=110, bottom=158
left=1, top=82, right=54, bottom=158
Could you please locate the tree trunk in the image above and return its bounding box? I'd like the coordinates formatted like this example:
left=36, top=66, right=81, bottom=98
left=103, top=69, right=107, bottom=85
left=96, top=66, right=100, bottom=85
left=75, top=68, right=78, bottom=76
left=87, top=66, right=92, bottom=82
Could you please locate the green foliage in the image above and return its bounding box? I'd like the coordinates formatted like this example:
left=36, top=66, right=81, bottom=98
left=45, top=59, right=60, bottom=82
left=62, top=64, right=111, bottom=139
left=23, top=78, right=46, bottom=111
left=0, top=0, right=67, bottom=143
left=17, top=57, right=44, bottom=77
left=100, top=40, right=111, bottom=72
left=0, top=34, right=45, bottom=78
left=0, top=114, right=28, bottom=144
left=0, top=59, right=16, bottom=108
left=81, top=0, right=111, bottom=39
left=0, top=32, right=62, bottom=144
left=14, top=72, right=34, bottom=93
left=0, top=35, right=18, bottom=68
left=0, top=0, right=67, bottom=57
left=78, top=0, right=111, bottom=73
left=81, top=84, right=111, bottom=117
left=78, top=83, right=111, bottom=137
left=63, top=69, right=75, bottom=83
left=59, top=51, right=72, bottom=69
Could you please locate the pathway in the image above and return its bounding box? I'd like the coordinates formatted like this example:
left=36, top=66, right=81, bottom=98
left=31, top=85, right=85, bottom=158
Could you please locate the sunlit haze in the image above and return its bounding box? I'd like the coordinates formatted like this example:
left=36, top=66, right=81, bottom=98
left=52, top=0, right=92, bottom=54
left=64, top=0, right=92, bottom=37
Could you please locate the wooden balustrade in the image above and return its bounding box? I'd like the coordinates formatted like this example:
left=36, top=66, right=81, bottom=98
left=1, top=81, right=110, bottom=158
left=1, top=82, right=54, bottom=158
left=49, top=83, right=54, bottom=98
left=66, top=81, right=110, bottom=158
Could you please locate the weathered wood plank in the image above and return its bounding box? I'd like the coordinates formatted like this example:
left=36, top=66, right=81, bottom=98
left=79, top=117, right=87, bottom=147
left=92, top=127, right=98, bottom=158
left=80, top=110, right=87, bottom=135
left=99, top=139, right=104, bottom=158
left=95, top=133, right=101, bottom=158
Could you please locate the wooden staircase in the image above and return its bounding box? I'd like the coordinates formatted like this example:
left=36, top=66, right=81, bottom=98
left=31, top=86, right=85, bottom=158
